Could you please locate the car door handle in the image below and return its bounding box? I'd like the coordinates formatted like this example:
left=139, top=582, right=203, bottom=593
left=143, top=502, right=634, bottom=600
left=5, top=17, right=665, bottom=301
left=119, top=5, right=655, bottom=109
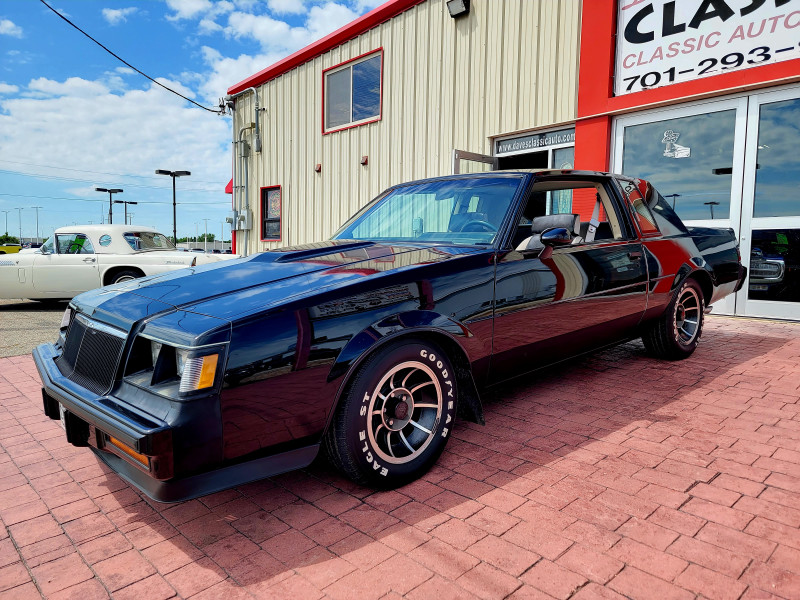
left=82, top=257, right=96, bottom=263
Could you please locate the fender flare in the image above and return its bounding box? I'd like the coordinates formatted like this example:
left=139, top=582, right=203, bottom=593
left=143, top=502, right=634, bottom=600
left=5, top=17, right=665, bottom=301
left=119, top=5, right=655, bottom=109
left=672, top=261, right=714, bottom=306
left=323, top=310, right=485, bottom=435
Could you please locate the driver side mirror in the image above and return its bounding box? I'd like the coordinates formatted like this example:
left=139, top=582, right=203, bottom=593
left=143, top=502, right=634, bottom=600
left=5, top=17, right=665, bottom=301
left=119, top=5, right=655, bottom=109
left=540, top=227, right=572, bottom=246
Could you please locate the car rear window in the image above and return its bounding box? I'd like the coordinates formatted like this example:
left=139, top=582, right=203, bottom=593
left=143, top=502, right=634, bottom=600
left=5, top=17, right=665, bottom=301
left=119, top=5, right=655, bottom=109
left=124, top=232, right=175, bottom=251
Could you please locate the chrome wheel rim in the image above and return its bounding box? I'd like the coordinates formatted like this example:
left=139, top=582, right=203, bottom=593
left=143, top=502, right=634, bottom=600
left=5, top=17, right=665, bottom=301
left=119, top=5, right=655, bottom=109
left=114, top=275, right=135, bottom=283
left=674, top=287, right=701, bottom=345
left=366, top=360, right=442, bottom=464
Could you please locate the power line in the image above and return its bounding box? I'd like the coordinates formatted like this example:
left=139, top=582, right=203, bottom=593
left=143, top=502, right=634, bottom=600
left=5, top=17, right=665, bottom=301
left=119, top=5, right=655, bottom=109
left=0, top=169, right=224, bottom=193
left=0, top=193, right=229, bottom=205
left=0, top=158, right=226, bottom=186
left=39, top=0, right=223, bottom=114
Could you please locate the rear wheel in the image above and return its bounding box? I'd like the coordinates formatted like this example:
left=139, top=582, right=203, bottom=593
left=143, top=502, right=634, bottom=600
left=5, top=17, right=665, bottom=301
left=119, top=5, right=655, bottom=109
left=325, top=339, right=457, bottom=488
left=642, top=278, right=704, bottom=360
left=107, top=269, right=141, bottom=285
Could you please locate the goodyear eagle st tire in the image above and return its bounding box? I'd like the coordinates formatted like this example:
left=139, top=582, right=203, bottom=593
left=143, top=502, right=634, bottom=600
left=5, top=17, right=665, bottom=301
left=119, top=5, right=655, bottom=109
left=325, top=338, right=457, bottom=488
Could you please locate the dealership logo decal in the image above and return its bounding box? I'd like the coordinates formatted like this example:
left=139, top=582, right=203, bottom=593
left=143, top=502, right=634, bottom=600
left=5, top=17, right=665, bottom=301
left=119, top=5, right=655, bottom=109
left=662, top=129, right=691, bottom=158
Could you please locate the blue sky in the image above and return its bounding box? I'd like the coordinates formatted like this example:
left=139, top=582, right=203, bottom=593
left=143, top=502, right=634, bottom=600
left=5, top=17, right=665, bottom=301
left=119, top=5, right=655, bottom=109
left=0, top=0, right=380, bottom=241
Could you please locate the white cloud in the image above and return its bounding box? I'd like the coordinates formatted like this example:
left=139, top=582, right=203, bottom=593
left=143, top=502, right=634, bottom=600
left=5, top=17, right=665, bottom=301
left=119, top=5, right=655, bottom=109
left=0, top=83, right=19, bottom=95
left=0, top=18, right=23, bottom=38
left=198, top=17, right=224, bottom=34
left=267, top=0, right=305, bottom=15
left=0, top=76, right=230, bottom=192
left=305, top=2, right=359, bottom=41
left=165, top=0, right=214, bottom=20
left=102, top=7, right=138, bottom=25
left=198, top=46, right=283, bottom=100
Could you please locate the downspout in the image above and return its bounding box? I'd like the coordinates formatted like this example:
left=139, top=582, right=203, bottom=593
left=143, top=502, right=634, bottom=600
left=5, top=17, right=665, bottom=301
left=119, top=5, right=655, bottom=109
left=224, top=87, right=261, bottom=257
left=239, top=123, right=254, bottom=256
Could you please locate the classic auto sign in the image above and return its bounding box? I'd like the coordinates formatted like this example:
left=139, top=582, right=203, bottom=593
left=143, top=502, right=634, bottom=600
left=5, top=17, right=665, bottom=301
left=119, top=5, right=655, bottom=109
left=615, top=0, right=800, bottom=95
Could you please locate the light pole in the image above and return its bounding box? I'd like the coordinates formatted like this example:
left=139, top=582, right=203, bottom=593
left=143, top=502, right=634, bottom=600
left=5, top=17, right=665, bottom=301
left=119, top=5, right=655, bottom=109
left=31, top=206, right=42, bottom=242
left=195, top=222, right=199, bottom=248
left=220, top=221, right=224, bottom=252
left=664, top=193, right=681, bottom=211
left=155, top=170, right=191, bottom=243
left=202, top=218, right=210, bottom=252
left=95, top=187, right=123, bottom=224
left=1, top=210, right=9, bottom=236
left=704, top=201, right=720, bottom=220
left=113, top=200, right=138, bottom=225
left=14, top=207, right=23, bottom=242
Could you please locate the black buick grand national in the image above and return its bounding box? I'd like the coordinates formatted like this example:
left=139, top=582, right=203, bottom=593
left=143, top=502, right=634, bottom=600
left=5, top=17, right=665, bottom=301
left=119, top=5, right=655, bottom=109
left=34, top=171, right=747, bottom=502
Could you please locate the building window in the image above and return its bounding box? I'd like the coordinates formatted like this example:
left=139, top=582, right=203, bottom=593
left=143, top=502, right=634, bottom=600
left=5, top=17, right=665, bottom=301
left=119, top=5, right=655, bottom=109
left=324, top=50, right=382, bottom=132
left=261, top=186, right=281, bottom=242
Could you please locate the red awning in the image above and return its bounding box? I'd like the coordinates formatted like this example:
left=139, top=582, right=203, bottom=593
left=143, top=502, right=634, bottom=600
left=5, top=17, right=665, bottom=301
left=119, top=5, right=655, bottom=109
left=225, top=179, right=233, bottom=194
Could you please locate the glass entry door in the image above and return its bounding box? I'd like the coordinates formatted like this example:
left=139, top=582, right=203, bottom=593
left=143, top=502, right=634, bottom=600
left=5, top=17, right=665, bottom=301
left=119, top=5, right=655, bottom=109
left=612, top=97, right=748, bottom=316
left=737, top=89, right=800, bottom=320
left=613, top=85, right=800, bottom=321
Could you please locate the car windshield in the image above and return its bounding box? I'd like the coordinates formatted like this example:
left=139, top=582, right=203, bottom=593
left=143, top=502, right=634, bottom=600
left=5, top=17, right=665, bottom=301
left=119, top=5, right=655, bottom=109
left=123, top=231, right=175, bottom=251
left=332, top=177, right=523, bottom=245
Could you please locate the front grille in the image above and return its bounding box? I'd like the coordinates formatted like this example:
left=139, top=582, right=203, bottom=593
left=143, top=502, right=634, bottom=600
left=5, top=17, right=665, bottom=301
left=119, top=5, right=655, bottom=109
left=55, top=314, right=126, bottom=396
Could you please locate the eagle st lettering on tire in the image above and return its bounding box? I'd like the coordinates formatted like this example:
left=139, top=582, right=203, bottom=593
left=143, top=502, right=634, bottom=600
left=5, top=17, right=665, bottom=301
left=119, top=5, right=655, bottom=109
left=325, top=339, right=457, bottom=488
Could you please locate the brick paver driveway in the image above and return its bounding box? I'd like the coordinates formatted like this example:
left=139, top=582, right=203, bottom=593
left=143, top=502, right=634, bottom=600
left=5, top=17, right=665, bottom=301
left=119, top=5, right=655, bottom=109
left=1, top=315, right=799, bottom=599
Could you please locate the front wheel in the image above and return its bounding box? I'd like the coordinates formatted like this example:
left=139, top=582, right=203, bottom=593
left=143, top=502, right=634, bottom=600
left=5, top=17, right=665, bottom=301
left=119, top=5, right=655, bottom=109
left=324, top=339, right=457, bottom=488
left=642, top=278, right=704, bottom=360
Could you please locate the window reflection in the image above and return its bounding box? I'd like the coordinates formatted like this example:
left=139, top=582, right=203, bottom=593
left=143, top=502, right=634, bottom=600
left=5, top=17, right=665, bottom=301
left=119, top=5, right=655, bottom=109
left=748, top=229, right=800, bottom=303
left=621, top=111, right=736, bottom=221
left=753, top=98, right=800, bottom=218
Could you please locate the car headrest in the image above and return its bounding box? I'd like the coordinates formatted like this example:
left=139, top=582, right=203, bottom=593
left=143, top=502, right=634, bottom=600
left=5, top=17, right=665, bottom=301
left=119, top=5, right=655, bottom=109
left=531, top=213, right=580, bottom=235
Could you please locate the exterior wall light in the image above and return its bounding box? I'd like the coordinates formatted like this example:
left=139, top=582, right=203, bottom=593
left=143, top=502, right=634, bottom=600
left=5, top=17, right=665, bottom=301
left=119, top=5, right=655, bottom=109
left=314, top=164, right=322, bottom=173
left=360, top=156, right=368, bottom=166
left=446, top=0, right=469, bottom=18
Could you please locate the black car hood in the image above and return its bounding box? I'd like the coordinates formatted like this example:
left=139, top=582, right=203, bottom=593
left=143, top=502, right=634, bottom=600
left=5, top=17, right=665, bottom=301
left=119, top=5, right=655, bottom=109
left=75, top=240, right=485, bottom=325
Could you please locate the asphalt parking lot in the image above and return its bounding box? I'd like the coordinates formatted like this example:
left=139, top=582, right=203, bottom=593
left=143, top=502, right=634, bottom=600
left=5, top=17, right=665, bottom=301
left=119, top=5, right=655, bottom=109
left=0, top=299, right=66, bottom=358
left=1, top=315, right=799, bottom=599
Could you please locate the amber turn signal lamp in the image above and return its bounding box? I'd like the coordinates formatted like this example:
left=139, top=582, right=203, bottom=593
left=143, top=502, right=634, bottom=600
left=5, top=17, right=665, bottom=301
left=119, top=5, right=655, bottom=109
left=108, top=436, right=149, bottom=467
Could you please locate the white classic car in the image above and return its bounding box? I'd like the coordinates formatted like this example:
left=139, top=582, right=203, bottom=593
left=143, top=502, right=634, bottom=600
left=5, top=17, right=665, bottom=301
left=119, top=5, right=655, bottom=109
left=0, top=224, right=237, bottom=301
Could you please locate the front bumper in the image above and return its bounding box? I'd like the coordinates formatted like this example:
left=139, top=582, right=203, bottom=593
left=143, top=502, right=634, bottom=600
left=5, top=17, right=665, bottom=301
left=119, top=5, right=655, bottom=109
left=34, top=342, right=319, bottom=502
left=34, top=342, right=174, bottom=475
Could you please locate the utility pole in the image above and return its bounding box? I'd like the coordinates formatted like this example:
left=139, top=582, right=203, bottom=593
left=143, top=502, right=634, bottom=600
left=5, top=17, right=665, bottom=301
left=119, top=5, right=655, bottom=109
left=31, top=206, right=42, bottom=242
left=14, top=207, right=23, bottom=242
left=1, top=210, right=9, bottom=236
left=202, top=218, right=210, bottom=252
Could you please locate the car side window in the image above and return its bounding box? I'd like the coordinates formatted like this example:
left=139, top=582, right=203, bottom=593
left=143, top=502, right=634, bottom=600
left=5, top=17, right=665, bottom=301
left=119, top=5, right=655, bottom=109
left=56, top=234, right=95, bottom=255
left=618, top=179, right=660, bottom=236
left=513, top=180, right=627, bottom=251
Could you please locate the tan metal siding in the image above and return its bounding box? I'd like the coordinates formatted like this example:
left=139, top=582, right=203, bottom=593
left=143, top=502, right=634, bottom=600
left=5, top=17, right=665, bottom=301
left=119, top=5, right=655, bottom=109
left=233, top=0, right=581, bottom=254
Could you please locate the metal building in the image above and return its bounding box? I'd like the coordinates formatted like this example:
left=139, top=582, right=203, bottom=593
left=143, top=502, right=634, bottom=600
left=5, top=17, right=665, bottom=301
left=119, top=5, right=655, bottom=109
left=225, top=0, right=581, bottom=254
